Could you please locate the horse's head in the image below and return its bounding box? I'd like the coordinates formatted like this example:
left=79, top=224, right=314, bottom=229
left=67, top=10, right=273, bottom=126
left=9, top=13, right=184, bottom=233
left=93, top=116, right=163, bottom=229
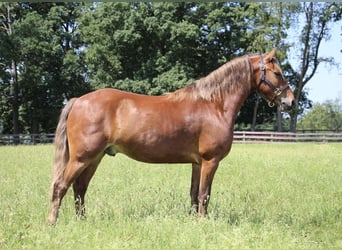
left=250, top=50, right=295, bottom=111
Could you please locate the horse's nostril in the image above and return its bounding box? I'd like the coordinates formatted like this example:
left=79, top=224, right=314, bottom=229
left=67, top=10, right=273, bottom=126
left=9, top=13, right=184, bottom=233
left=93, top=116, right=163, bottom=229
left=291, top=100, right=295, bottom=107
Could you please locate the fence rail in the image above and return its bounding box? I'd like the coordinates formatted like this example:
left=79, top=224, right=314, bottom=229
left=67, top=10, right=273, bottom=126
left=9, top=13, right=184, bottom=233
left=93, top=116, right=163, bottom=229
left=0, top=134, right=55, bottom=145
left=1, top=131, right=342, bottom=145
left=233, top=131, right=342, bottom=143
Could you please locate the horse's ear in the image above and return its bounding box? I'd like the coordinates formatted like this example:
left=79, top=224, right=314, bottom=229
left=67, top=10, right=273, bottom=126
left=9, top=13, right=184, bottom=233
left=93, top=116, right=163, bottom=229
left=265, top=49, right=277, bottom=62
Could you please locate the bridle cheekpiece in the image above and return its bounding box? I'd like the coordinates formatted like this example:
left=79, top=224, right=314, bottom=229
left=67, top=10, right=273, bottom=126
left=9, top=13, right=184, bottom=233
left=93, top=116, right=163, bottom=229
left=257, top=55, right=289, bottom=107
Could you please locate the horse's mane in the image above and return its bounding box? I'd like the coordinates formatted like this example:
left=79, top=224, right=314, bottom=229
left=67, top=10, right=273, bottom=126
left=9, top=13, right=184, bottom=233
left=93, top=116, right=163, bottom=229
left=167, top=55, right=253, bottom=102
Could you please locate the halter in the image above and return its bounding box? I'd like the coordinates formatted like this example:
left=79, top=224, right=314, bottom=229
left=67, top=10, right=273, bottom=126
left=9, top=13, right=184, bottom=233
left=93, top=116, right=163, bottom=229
left=257, top=55, right=289, bottom=107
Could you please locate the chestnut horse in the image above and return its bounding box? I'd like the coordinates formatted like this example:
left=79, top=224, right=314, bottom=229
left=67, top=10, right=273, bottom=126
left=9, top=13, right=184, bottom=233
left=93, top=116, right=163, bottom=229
left=48, top=50, right=294, bottom=223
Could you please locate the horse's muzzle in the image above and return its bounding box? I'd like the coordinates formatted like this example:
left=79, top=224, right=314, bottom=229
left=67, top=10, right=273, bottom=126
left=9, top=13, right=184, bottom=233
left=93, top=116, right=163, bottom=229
left=280, top=97, right=295, bottom=112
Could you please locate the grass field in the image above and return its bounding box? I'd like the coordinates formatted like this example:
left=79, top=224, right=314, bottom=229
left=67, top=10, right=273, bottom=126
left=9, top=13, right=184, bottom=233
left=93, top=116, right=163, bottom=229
left=0, top=143, right=341, bottom=249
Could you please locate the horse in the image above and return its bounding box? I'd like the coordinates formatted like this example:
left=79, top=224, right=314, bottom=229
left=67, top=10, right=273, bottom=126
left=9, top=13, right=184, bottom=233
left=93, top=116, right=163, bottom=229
left=48, top=50, right=295, bottom=224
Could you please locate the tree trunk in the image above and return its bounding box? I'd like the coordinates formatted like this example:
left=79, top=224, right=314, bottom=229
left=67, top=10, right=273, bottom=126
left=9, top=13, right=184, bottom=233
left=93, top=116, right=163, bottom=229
left=7, top=5, right=20, bottom=142
left=251, top=98, right=259, bottom=131
left=276, top=108, right=282, bottom=132
left=290, top=80, right=304, bottom=132
left=11, top=60, right=19, bottom=136
left=289, top=2, right=333, bottom=132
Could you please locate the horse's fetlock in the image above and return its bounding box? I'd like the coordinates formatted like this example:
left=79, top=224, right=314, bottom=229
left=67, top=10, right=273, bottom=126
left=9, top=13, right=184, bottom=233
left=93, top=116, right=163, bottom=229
left=203, top=195, right=210, bottom=205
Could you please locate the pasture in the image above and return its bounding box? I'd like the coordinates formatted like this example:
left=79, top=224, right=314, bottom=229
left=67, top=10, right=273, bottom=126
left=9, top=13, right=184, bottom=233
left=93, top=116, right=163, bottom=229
left=0, top=143, right=341, bottom=249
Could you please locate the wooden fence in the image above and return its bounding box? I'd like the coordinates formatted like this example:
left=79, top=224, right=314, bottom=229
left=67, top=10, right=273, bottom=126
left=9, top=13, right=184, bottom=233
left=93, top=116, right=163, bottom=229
left=0, top=131, right=342, bottom=145
left=233, top=131, right=342, bottom=143
left=0, top=134, right=55, bottom=145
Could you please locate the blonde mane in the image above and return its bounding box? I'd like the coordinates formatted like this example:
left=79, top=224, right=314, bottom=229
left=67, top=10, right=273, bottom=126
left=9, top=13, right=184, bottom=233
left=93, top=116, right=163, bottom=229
left=167, top=55, right=253, bottom=102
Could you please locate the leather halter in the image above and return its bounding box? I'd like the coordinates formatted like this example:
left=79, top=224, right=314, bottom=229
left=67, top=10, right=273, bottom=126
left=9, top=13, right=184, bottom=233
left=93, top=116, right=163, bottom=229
left=257, top=55, right=289, bottom=107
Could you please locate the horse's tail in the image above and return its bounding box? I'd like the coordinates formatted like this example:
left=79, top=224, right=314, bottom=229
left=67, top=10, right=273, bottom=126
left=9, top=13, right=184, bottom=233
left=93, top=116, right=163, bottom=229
left=51, top=98, right=77, bottom=189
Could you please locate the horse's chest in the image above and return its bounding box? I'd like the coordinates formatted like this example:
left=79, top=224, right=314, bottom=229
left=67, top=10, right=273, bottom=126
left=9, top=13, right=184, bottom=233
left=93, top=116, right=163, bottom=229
left=198, top=120, right=233, bottom=159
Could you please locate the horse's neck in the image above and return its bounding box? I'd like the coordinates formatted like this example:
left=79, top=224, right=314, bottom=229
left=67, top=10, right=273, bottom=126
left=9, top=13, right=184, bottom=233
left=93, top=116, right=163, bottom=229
left=222, top=89, right=251, bottom=124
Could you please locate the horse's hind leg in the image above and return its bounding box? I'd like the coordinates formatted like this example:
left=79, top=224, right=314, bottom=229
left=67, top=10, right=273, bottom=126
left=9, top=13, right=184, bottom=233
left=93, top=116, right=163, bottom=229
left=48, top=159, right=87, bottom=224
left=73, top=155, right=104, bottom=219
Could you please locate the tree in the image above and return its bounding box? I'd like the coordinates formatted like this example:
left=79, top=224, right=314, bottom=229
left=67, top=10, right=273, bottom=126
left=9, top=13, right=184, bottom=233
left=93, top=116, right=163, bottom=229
left=297, top=98, right=342, bottom=132
left=80, top=2, right=211, bottom=95
left=289, top=2, right=341, bottom=132
left=0, top=3, right=90, bottom=134
left=0, top=3, right=20, bottom=139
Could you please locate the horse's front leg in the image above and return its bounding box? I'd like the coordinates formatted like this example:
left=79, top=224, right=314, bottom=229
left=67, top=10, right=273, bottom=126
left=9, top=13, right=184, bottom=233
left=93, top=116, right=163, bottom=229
left=189, top=163, right=201, bottom=214
left=198, top=159, right=219, bottom=216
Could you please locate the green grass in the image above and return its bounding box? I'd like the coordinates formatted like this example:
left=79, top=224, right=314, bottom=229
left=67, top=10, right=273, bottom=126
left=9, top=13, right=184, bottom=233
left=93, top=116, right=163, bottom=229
left=0, top=143, right=341, bottom=249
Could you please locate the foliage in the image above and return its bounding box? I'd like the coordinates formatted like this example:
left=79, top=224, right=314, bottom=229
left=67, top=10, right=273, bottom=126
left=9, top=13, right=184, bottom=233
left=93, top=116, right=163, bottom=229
left=0, top=3, right=91, bottom=134
left=80, top=2, right=198, bottom=95
left=1, top=144, right=341, bottom=248
left=298, top=99, right=342, bottom=131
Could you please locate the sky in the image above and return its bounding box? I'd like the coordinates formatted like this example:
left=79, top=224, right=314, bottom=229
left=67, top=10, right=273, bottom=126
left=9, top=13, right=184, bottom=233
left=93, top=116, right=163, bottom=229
left=289, top=22, right=342, bottom=104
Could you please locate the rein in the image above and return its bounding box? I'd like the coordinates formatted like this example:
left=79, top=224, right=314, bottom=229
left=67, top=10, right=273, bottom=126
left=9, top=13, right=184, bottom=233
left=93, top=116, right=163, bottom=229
left=257, top=55, right=289, bottom=107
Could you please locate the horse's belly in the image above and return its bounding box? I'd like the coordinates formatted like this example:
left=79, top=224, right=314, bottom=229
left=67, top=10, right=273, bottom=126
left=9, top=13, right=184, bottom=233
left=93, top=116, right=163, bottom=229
left=107, top=96, right=202, bottom=163
left=112, top=137, right=200, bottom=164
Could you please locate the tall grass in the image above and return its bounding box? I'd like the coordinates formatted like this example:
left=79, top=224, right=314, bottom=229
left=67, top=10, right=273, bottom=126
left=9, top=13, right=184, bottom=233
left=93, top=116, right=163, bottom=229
left=0, top=143, right=341, bottom=248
